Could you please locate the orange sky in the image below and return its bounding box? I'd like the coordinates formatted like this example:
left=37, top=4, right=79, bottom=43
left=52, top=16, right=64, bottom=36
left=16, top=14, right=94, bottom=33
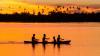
left=2, top=0, right=99, bottom=5
left=0, top=0, right=99, bottom=14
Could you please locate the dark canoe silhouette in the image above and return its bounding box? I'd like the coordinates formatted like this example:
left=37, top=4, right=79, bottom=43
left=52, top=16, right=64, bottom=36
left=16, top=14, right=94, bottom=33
left=24, top=40, right=71, bottom=44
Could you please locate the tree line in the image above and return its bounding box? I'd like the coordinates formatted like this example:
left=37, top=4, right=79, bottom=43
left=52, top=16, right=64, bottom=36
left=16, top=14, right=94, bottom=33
left=0, top=11, right=100, bottom=22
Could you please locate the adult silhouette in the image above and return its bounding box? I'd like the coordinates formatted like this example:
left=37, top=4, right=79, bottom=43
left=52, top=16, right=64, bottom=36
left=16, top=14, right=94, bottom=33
left=42, top=34, right=49, bottom=43
left=53, top=36, right=56, bottom=43
left=32, top=34, right=38, bottom=44
left=57, top=35, right=64, bottom=44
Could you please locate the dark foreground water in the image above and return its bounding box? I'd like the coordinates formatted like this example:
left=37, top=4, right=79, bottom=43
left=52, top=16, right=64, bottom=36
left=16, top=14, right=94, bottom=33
left=0, top=22, right=100, bottom=56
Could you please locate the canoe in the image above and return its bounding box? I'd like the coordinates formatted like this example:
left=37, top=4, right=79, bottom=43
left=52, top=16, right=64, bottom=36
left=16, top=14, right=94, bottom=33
left=24, top=40, right=71, bottom=44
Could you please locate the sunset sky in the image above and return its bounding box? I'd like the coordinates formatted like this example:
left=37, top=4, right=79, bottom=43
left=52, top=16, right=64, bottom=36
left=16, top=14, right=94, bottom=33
left=0, top=0, right=100, bottom=6
left=23, top=0, right=100, bottom=5
left=0, top=0, right=100, bottom=14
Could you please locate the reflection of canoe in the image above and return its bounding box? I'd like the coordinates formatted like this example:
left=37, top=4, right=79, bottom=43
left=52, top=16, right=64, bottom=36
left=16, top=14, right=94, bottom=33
left=24, top=40, right=71, bottom=44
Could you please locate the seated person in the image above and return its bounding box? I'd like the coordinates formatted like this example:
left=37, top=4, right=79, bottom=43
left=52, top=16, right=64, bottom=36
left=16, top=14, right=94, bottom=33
left=42, top=34, right=49, bottom=43
left=32, top=34, right=38, bottom=43
left=53, top=36, right=56, bottom=43
left=57, top=35, right=64, bottom=43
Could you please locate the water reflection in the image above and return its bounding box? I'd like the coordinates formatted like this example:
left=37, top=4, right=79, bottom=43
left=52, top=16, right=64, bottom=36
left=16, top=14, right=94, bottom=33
left=31, top=44, right=70, bottom=52
left=32, top=44, right=35, bottom=49
left=42, top=44, right=46, bottom=51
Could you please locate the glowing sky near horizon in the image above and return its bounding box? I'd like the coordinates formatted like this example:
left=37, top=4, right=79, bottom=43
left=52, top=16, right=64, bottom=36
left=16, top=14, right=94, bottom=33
left=0, top=0, right=99, bottom=14
left=1, top=0, right=100, bottom=5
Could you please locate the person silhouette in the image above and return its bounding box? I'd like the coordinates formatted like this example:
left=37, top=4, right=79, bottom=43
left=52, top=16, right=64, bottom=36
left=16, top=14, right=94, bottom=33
left=32, top=34, right=38, bottom=44
left=42, top=34, right=49, bottom=43
left=57, top=35, right=65, bottom=44
left=57, top=35, right=61, bottom=44
left=53, top=36, right=56, bottom=43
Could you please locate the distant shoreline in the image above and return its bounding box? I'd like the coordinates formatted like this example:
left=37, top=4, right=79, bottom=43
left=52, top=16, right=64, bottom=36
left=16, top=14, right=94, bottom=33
left=0, top=12, right=100, bottom=22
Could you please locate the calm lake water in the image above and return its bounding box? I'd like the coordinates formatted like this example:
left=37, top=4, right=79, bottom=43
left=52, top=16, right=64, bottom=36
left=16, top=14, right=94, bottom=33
left=0, top=22, right=100, bottom=56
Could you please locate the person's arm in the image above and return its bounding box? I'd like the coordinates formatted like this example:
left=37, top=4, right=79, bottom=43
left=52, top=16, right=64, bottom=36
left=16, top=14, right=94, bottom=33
left=46, top=38, right=50, bottom=39
left=35, top=39, right=39, bottom=41
left=60, top=38, right=64, bottom=40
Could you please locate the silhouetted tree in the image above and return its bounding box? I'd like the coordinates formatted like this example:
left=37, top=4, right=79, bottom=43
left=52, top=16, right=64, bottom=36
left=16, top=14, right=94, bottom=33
left=0, top=10, right=100, bottom=22
left=38, top=12, right=42, bottom=15
left=77, top=7, right=81, bottom=10
left=86, top=6, right=89, bottom=9
left=42, top=9, right=45, bottom=14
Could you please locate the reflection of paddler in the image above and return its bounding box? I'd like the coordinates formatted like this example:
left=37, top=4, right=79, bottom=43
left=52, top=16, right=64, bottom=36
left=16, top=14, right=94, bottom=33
left=42, top=34, right=49, bottom=43
left=32, top=34, right=38, bottom=43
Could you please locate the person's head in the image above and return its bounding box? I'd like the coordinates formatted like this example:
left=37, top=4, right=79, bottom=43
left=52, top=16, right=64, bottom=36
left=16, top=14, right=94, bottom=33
left=33, top=34, right=35, bottom=37
left=58, top=35, right=60, bottom=38
left=53, top=36, right=55, bottom=39
left=43, top=34, right=46, bottom=37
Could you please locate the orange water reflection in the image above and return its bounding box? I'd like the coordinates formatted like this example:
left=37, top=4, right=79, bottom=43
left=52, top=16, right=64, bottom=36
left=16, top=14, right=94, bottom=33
left=0, top=22, right=100, bottom=56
